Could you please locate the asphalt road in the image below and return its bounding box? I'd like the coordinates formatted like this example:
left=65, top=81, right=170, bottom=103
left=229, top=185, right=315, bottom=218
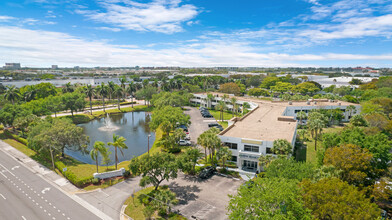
left=0, top=150, right=102, bottom=220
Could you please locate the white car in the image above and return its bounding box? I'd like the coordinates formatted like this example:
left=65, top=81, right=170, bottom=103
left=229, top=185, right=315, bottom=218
left=179, top=140, right=191, bottom=146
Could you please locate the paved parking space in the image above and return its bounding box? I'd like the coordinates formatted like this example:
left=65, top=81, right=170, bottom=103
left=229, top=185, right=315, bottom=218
left=184, top=107, right=213, bottom=144
left=167, top=173, right=243, bottom=220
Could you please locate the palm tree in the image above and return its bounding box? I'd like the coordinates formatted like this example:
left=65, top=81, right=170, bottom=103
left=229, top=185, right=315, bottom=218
left=84, top=84, right=95, bottom=115
left=113, top=85, right=124, bottom=110
left=307, top=117, right=325, bottom=151
left=23, top=85, right=36, bottom=102
left=216, top=146, right=232, bottom=168
left=90, top=141, right=107, bottom=173
left=119, top=76, right=127, bottom=98
left=272, top=139, right=293, bottom=155
left=107, top=134, right=128, bottom=170
left=230, top=97, right=237, bottom=118
left=96, top=83, right=108, bottom=112
left=107, top=81, right=116, bottom=101
left=346, top=105, right=356, bottom=118
left=258, top=154, right=275, bottom=170
left=296, top=111, right=307, bottom=125
left=127, top=82, right=136, bottom=108
left=4, top=85, right=20, bottom=105
left=215, top=101, right=227, bottom=122
left=62, top=82, right=74, bottom=93
left=242, top=102, right=250, bottom=114
left=206, top=93, right=214, bottom=108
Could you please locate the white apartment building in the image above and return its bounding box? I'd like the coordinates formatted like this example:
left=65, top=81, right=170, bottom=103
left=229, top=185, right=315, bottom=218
left=191, top=93, right=361, bottom=172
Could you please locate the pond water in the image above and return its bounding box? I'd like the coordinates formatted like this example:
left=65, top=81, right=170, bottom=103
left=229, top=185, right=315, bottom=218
left=65, top=111, right=155, bottom=165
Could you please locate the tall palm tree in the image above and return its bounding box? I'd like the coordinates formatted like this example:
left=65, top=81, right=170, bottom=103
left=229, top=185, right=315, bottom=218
left=4, top=85, right=20, bottom=105
left=230, top=97, right=237, bottom=118
left=216, top=146, right=232, bottom=168
left=206, top=93, right=214, bottom=108
left=107, top=81, right=116, bottom=101
left=242, top=102, right=251, bottom=114
left=108, top=134, right=128, bottom=170
left=114, top=85, right=124, bottom=110
left=84, top=84, right=95, bottom=115
left=119, top=76, right=127, bottom=98
left=127, top=82, right=136, bottom=108
left=215, top=101, right=227, bottom=122
left=296, top=111, right=307, bottom=125
left=96, top=83, right=108, bottom=112
left=308, top=118, right=325, bottom=151
left=90, top=141, right=107, bottom=173
left=346, top=105, right=356, bottom=118
left=23, top=85, right=37, bottom=102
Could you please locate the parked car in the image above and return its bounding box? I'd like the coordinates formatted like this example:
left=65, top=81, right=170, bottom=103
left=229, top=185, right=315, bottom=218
left=179, top=140, right=191, bottom=146
left=199, top=166, right=216, bottom=179
left=177, top=125, right=189, bottom=132
left=203, top=114, right=213, bottom=118
left=184, top=134, right=191, bottom=140
left=208, top=123, right=220, bottom=127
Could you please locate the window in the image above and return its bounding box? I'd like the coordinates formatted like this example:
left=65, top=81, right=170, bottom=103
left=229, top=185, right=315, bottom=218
left=230, top=156, right=237, bottom=162
left=244, top=145, right=259, bottom=153
left=225, top=142, right=238, bottom=150
left=266, top=147, right=272, bottom=154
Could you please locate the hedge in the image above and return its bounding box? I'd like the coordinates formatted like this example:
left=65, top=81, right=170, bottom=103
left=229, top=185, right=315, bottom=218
left=55, top=161, right=93, bottom=187
left=4, top=130, right=28, bottom=145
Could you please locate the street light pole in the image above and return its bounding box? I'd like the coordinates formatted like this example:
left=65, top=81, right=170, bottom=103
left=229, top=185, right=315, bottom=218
left=148, top=134, right=151, bottom=155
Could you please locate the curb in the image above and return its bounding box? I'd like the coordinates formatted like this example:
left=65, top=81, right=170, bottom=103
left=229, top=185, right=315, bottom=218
left=120, top=205, right=133, bottom=220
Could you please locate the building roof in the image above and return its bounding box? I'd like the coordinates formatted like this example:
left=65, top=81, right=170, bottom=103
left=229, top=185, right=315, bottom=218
left=220, top=97, right=358, bottom=142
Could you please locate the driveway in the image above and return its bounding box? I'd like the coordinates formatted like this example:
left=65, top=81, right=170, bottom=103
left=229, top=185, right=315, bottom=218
left=184, top=107, right=213, bottom=145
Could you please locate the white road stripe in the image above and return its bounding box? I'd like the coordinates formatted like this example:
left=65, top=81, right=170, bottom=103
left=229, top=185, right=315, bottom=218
left=0, top=163, right=15, bottom=176
left=21, top=216, right=26, bottom=220
left=0, top=193, right=6, bottom=200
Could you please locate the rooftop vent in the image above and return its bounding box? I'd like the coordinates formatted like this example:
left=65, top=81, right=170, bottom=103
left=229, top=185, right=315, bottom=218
left=288, top=101, right=292, bottom=105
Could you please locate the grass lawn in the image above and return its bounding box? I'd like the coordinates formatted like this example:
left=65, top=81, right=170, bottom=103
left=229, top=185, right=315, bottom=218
left=209, top=109, right=235, bottom=121
left=83, top=178, right=124, bottom=191
left=304, top=125, right=345, bottom=164
left=218, top=121, right=228, bottom=129
left=123, top=186, right=185, bottom=220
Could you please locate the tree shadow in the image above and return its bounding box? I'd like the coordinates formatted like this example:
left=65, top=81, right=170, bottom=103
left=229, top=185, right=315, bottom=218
left=167, top=182, right=200, bottom=205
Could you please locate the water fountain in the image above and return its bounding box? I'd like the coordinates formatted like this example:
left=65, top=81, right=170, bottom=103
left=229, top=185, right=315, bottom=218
left=98, top=113, right=120, bottom=131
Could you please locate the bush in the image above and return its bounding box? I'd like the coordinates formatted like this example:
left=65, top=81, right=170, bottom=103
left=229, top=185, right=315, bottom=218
left=0, top=124, right=4, bottom=130
left=91, top=178, right=100, bottom=185
left=55, top=160, right=93, bottom=187
left=123, top=170, right=131, bottom=178
left=4, top=130, right=28, bottom=145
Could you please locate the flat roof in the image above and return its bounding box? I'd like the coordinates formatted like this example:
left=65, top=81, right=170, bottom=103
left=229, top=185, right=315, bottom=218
left=220, top=97, right=358, bottom=142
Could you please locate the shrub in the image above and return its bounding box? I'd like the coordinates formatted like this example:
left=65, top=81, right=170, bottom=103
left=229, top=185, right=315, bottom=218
left=55, top=161, right=93, bottom=187
left=123, top=170, right=131, bottom=178
left=4, top=130, right=28, bottom=145
left=91, top=178, right=100, bottom=185
left=0, top=124, right=4, bottom=130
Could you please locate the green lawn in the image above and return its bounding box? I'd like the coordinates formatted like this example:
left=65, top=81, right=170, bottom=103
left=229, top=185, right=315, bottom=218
left=209, top=109, right=235, bottom=121
left=218, top=121, right=229, bottom=129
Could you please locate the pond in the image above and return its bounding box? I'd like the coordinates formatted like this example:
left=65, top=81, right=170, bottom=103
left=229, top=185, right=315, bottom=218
left=65, top=111, right=155, bottom=165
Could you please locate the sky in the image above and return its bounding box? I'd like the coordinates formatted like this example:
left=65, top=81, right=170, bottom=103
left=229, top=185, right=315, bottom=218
left=0, top=0, right=392, bottom=68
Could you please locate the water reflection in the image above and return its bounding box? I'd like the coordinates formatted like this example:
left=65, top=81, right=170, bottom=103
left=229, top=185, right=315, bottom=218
left=65, top=111, right=155, bottom=165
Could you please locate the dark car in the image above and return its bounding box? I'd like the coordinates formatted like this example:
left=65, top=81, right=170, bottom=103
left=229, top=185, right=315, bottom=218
left=208, top=123, right=220, bottom=127
left=199, top=166, right=215, bottom=179
left=199, top=107, right=207, bottom=110
left=203, top=114, right=213, bottom=118
left=177, top=125, right=188, bottom=132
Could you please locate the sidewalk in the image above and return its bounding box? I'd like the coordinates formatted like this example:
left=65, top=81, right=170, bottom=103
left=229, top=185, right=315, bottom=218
left=0, top=140, right=113, bottom=220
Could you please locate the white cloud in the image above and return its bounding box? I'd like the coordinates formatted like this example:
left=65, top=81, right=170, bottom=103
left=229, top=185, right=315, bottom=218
left=0, top=26, right=391, bottom=67
left=0, top=15, right=15, bottom=22
left=77, top=0, right=199, bottom=34
left=96, top=26, right=122, bottom=32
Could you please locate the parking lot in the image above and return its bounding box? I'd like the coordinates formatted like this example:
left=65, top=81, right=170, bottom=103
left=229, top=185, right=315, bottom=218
left=184, top=107, right=216, bottom=144
left=168, top=173, right=243, bottom=220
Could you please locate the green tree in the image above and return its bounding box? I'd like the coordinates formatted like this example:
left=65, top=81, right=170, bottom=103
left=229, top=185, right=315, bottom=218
left=107, top=134, right=128, bottom=170
left=149, top=106, right=190, bottom=135
left=218, top=82, right=241, bottom=95
left=307, top=112, right=327, bottom=151
left=230, top=97, right=237, bottom=118
left=4, top=85, right=20, bottom=104
left=96, top=83, right=108, bottom=112
left=272, top=139, right=292, bottom=155
left=197, top=128, right=221, bottom=162
left=83, top=84, right=95, bottom=115
left=228, top=177, right=311, bottom=219
left=62, top=82, right=74, bottom=93
left=129, top=152, right=178, bottom=191
left=113, top=85, right=124, bottom=110
left=90, top=141, right=107, bottom=173
left=13, top=114, right=38, bottom=137
left=260, top=76, right=279, bottom=89
left=62, top=92, right=86, bottom=116
left=323, top=144, right=375, bottom=186
left=292, top=82, right=320, bottom=95
left=300, top=178, right=380, bottom=219
left=107, top=81, right=116, bottom=101
left=247, top=88, right=269, bottom=98
left=215, top=100, right=227, bottom=122
left=350, top=114, right=367, bottom=127
left=271, top=82, right=293, bottom=94
left=177, top=148, right=202, bottom=175
left=216, top=146, right=232, bottom=168
left=0, top=104, right=31, bottom=127
left=44, top=95, right=64, bottom=117
left=126, top=81, right=137, bottom=108
left=296, top=111, right=307, bottom=125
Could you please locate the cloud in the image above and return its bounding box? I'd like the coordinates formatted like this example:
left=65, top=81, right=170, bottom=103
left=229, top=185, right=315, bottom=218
left=96, top=26, right=122, bottom=32
left=0, top=26, right=391, bottom=67
left=76, top=0, right=199, bottom=34
left=0, top=15, right=15, bottom=22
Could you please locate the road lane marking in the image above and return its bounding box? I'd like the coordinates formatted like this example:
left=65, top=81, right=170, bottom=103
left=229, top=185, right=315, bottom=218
left=21, top=216, right=26, bottom=220
left=11, top=165, right=20, bottom=170
left=41, top=187, right=50, bottom=194
left=0, top=163, right=15, bottom=176
left=0, top=193, right=6, bottom=199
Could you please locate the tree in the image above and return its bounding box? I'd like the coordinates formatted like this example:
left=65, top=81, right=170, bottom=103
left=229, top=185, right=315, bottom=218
left=101, top=148, right=112, bottom=171
left=228, top=177, right=311, bottom=219
left=230, top=97, right=237, bottom=117
left=62, top=92, right=86, bottom=116
left=90, top=141, right=107, bottom=173
left=300, top=178, right=380, bottom=219
left=4, top=85, right=20, bottom=104
left=346, top=105, right=356, bottom=118
left=197, top=128, right=221, bottom=162
left=96, top=83, right=108, bottom=112
left=135, top=85, right=158, bottom=107
left=13, top=114, right=38, bottom=137
left=62, top=82, right=74, bottom=93
left=150, top=92, right=188, bottom=109
left=177, top=148, right=202, bottom=175
left=292, top=82, right=320, bottom=95
left=265, top=158, right=316, bottom=181
left=127, top=81, right=137, bottom=108
left=149, top=106, right=190, bottom=135
left=113, top=85, right=124, bottom=110
left=215, top=101, right=227, bottom=122
left=296, top=111, right=307, bottom=125
left=218, top=82, right=241, bottom=96
left=307, top=112, right=327, bottom=151
left=44, top=95, right=64, bottom=117
left=350, top=114, right=367, bottom=127
left=272, top=139, right=292, bottom=155
left=22, top=85, right=37, bottom=102
left=206, top=93, right=214, bottom=108
left=260, top=76, right=279, bottom=89
left=271, top=82, right=293, bottom=94
left=0, top=104, right=31, bottom=127
left=323, top=144, right=375, bottom=186
left=107, top=134, right=128, bottom=170
left=258, top=154, right=275, bottom=170
left=84, top=84, right=95, bottom=115
left=129, top=152, right=178, bottom=191
left=248, top=88, right=269, bottom=98
left=216, top=146, right=232, bottom=168
left=107, top=81, right=116, bottom=101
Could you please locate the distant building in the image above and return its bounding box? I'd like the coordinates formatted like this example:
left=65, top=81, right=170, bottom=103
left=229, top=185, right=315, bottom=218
left=51, top=65, right=58, bottom=69
left=3, top=63, right=21, bottom=69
